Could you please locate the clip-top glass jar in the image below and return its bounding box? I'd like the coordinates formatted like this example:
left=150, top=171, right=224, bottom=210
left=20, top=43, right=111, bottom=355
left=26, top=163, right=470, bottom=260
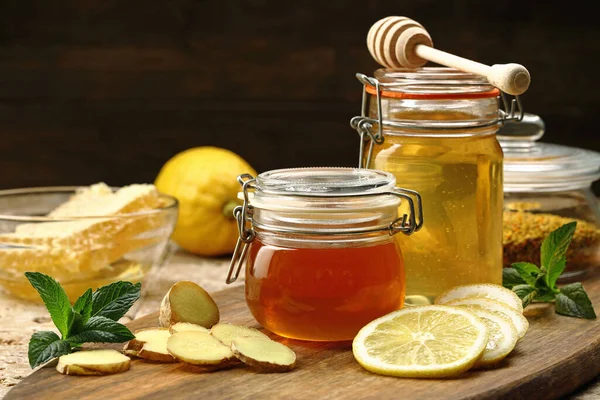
left=500, top=114, right=600, bottom=280
left=226, top=167, right=423, bottom=341
left=351, top=68, right=519, bottom=305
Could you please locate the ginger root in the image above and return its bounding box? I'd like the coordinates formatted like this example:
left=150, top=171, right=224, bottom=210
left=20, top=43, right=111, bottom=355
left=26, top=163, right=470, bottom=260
left=57, top=349, right=131, bottom=376
left=159, top=281, right=220, bottom=329
left=231, top=336, right=296, bottom=373
left=123, top=327, right=177, bottom=363
left=169, top=322, right=210, bottom=334
left=167, top=331, right=235, bottom=368
left=210, top=323, right=269, bottom=347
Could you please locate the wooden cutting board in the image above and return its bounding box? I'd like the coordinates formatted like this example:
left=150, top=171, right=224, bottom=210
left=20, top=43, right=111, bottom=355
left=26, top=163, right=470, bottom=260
left=7, top=273, right=600, bottom=400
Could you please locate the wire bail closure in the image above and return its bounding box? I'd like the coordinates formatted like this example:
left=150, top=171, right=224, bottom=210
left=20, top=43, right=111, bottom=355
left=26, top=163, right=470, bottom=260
left=350, top=72, right=524, bottom=169
left=225, top=173, right=424, bottom=284
left=225, top=174, right=256, bottom=284
left=350, top=74, right=385, bottom=169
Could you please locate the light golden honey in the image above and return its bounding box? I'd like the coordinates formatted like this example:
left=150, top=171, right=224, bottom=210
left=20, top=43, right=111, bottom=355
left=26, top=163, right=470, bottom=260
left=369, top=121, right=503, bottom=304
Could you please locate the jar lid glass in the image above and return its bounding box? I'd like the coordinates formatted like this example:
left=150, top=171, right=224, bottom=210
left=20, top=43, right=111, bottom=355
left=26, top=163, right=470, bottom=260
left=250, top=167, right=400, bottom=213
left=499, top=114, right=600, bottom=192
left=354, top=68, right=502, bottom=138
left=373, top=67, right=497, bottom=97
left=227, top=168, right=424, bottom=283
left=237, top=167, right=422, bottom=236
left=255, top=167, right=396, bottom=196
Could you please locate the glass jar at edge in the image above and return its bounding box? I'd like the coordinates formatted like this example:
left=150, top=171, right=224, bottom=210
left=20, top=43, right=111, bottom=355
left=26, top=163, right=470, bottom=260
left=501, top=114, right=600, bottom=281
left=354, top=68, right=504, bottom=305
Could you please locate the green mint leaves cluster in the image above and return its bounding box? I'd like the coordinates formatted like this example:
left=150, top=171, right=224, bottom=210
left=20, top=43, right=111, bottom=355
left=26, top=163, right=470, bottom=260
left=503, top=221, right=596, bottom=319
left=25, top=272, right=141, bottom=368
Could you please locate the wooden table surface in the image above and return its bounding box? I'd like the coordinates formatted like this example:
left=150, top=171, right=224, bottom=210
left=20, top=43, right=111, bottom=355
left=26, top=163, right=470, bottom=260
left=1, top=246, right=599, bottom=399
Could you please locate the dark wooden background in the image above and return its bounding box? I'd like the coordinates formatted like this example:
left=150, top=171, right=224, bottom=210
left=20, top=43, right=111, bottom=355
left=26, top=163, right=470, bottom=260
left=0, top=0, right=598, bottom=191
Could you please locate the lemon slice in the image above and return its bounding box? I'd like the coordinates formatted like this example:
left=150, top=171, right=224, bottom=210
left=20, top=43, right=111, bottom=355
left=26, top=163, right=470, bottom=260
left=434, top=284, right=523, bottom=313
left=446, top=298, right=529, bottom=339
left=352, top=306, right=489, bottom=378
left=459, top=307, right=519, bottom=368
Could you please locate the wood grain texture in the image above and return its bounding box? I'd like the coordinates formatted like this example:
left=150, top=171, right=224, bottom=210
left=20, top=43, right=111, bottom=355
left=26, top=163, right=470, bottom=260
left=7, top=273, right=600, bottom=400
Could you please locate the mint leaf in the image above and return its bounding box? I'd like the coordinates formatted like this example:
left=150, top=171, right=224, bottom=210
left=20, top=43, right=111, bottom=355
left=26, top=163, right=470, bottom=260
left=513, top=284, right=537, bottom=308
left=533, top=288, right=556, bottom=303
left=28, top=331, right=72, bottom=368
left=25, top=272, right=73, bottom=339
left=25, top=274, right=142, bottom=370
left=67, top=316, right=135, bottom=344
left=67, top=310, right=86, bottom=337
left=506, top=222, right=597, bottom=319
left=546, top=256, right=567, bottom=289
left=555, top=283, right=596, bottom=319
left=73, top=288, right=93, bottom=325
left=511, top=262, right=540, bottom=287
left=502, top=268, right=525, bottom=289
left=541, top=221, right=576, bottom=289
left=92, top=282, right=141, bottom=321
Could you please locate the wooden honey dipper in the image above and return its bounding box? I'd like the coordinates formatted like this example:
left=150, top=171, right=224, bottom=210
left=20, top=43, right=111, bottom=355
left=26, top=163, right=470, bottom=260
left=367, top=16, right=531, bottom=96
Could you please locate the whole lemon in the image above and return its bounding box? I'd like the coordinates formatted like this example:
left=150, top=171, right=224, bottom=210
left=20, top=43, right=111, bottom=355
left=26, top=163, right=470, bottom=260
left=155, top=147, right=257, bottom=256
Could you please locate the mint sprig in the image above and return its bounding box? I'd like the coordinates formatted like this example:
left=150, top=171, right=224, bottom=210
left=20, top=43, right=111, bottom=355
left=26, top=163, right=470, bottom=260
left=91, top=281, right=142, bottom=321
left=28, top=331, right=72, bottom=369
left=502, top=221, right=596, bottom=319
left=24, top=272, right=139, bottom=368
left=66, top=316, right=137, bottom=344
left=25, top=273, right=73, bottom=338
left=556, top=283, right=596, bottom=319
left=73, top=288, right=93, bottom=322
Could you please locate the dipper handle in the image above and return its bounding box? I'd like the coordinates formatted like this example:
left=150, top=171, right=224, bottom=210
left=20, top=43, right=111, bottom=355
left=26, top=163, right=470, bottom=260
left=367, top=16, right=531, bottom=96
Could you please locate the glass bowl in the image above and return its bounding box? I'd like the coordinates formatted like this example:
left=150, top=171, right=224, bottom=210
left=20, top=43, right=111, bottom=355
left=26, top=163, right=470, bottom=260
left=0, top=186, right=178, bottom=302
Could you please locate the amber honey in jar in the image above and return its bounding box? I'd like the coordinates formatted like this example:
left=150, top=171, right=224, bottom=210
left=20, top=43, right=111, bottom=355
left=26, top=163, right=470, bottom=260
left=226, top=167, right=423, bottom=341
left=351, top=68, right=513, bottom=305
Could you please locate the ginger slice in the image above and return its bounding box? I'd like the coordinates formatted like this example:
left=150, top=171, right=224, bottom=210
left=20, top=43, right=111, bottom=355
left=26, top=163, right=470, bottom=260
left=123, top=327, right=168, bottom=351
left=159, top=281, right=220, bottom=329
left=166, top=331, right=235, bottom=368
left=56, top=349, right=130, bottom=376
left=210, top=323, right=269, bottom=347
left=169, top=322, right=210, bottom=334
left=123, top=327, right=177, bottom=363
left=231, top=336, right=296, bottom=373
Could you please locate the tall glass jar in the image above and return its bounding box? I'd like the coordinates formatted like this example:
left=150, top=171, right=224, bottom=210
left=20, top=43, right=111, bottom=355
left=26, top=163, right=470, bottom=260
left=351, top=68, right=510, bottom=305
left=226, top=167, right=423, bottom=341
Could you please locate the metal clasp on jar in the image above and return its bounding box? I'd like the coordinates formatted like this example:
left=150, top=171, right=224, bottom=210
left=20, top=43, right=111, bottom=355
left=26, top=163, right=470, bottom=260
left=225, top=174, right=424, bottom=284
left=349, top=73, right=525, bottom=169
left=225, top=174, right=256, bottom=284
